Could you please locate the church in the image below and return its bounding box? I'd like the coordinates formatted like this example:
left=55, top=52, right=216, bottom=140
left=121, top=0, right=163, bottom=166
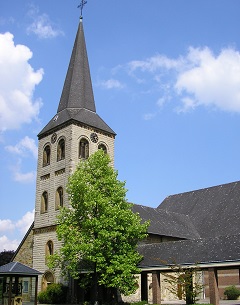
left=12, top=14, right=240, bottom=305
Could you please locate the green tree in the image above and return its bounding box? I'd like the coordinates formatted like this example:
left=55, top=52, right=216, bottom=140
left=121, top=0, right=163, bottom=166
left=164, top=263, right=204, bottom=304
left=0, top=250, right=14, bottom=266
left=48, top=150, right=149, bottom=303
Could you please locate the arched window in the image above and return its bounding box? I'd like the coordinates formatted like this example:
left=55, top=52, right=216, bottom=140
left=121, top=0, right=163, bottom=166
left=79, top=138, right=89, bottom=159
left=41, top=191, right=48, bottom=213
left=98, top=143, right=107, bottom=154
left=46, top=240, right=54, bottom=257
left=42, top=271, right=54, bottom=291
left=56, top=187, right=64, bottom=209
left=43, top=144, right=51, bottom=166
left=57, top=138, right=65, bottom=161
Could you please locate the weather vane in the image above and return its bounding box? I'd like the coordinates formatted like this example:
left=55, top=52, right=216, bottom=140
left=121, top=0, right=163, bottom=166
left=78, top=0, right=87, bottom=18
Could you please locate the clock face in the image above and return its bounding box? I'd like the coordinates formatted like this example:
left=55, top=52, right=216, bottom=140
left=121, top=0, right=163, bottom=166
left=51, top=133, right=57, bottom=144
left=90, top=132, right=98, bottom=143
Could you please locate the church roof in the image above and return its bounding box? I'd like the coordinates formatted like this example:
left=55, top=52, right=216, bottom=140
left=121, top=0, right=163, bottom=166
left=38, top=19, right=115, bottom=138
left=138, top=233, right=240, bottom=269
left=157, top=180, right=240, bottom=239
left=132, top=204, right=200, bottom=240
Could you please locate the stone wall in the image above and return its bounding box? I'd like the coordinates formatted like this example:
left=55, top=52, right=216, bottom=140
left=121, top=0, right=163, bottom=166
left=13, top=228, right=34, bottom=267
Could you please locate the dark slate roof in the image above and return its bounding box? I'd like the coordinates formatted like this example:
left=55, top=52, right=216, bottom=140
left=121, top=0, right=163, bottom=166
left=38, top=108, right=115, bottom=138
left=38, top=19, right=115, bottom=138
left=0, top=262, right=42, bottom=276
left=57, top=19, right=95, bottom=113
left=157, top=181, right=240, bottom=239
left=132, top=204, right=200, bottom=240
left=138, top=234, right=240, bottom=269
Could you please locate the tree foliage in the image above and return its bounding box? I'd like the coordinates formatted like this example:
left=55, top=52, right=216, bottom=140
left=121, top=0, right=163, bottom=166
left=48, top=150, right=149, bottom=297
left=0, top=250, right=14, bottom=266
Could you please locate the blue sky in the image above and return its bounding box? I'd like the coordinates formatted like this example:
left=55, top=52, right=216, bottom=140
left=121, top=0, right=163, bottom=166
left=1, top=0, right=240, bottom=251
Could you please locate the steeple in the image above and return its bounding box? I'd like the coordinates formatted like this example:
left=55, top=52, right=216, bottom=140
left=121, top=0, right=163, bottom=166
left=57, top=18, right=96, bottom=113
left=38, top=18, right=115, bottom=138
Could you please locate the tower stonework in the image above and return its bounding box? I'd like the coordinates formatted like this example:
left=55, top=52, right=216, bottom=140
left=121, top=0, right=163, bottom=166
left=32, top=18, right=116, bottom=290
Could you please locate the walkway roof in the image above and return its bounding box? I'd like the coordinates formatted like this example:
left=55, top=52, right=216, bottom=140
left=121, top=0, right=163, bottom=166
left=0, top=262, right=42, bottom=276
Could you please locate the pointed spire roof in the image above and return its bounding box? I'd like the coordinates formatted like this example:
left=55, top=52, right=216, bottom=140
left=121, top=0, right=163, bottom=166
left=57, top=18, right=96, bottom=113
left=38, top=18, right=115, bottom=138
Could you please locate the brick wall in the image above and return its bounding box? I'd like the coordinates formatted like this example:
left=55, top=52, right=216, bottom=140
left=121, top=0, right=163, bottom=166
left=204, top=269, right=240, bottom=299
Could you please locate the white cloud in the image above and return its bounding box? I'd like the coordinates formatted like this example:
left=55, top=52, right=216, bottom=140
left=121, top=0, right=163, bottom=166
left=126, top=47, right=240, bottom=114
left=175, top=97, right=196, bottom=113
left=175, top=47, right=240, bottom=112
left=143, top=113, right=156, bottom=121
left=128, top=54, right=182, bottom=73
left=0, top=210, right=34, bottom=251
left=9, top=159, right=36, bottom=184
left=0, top=17, right=15, bottom=26
left=16, top=210, right=34, bottom=234
left=27, top=5, right=64, bottom=39
left=0, top=235, right=19, bottom=251
left=157, top=97, right=168, bottom=107
left=5, top=136, right=38, bottom=159
left=0, top=220, right=15, bottom=232
left=98, top=79, right=124, bottom=89
left=14, top=171, right=36, bottom=183
left=0, top=32, right=43, bottom=132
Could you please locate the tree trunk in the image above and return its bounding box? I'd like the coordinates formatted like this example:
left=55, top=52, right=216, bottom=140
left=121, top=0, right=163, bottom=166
left=91, top=263, right=99, bottom=305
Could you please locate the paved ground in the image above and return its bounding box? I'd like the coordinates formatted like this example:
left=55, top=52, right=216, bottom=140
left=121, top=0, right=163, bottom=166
left=161, top=300, right=240, bottom=305
left=20, top=299, right=240, bottom=305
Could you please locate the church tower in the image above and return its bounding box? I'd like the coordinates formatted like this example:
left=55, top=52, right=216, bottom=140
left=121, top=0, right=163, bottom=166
left=32, top=17, right=116, bottom=289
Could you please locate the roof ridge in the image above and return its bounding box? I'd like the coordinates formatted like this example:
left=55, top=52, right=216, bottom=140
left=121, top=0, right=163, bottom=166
left=166, top=180, right=240, bottom=199
left=9, top=261, right=17, bottom=271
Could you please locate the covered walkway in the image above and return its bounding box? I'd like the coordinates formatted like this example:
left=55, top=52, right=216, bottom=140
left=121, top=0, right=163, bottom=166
left=138, top=234, right=240, bottom=305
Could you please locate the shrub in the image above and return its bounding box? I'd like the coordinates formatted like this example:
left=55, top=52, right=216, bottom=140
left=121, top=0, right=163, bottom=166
left=224, top=285, right=240, bottom=300
left=38, top=283, right=68, bottom=304
left=38, top=290, right=50, bottom=304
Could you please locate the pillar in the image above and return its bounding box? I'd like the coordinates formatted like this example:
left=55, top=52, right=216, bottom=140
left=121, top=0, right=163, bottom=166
left=34, top=276, right=38, bottom=305
left=141, top=272, right=148, bottom=302
left=152, top=271, right=161, bottom=305
left=8, top=277, right=12, bottom=305
left=208, top=268, right=219, bottom=305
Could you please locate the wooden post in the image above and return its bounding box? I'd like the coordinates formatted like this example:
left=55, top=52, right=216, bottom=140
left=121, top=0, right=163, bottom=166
left=8, top=277, right=12, bottom=305
left=141, top=272, right=148, bottom=303
left=152, top=271, right=161, bottom=305
left=208, top=268, right=219, bottom=305
left=34, top=276, right=38, bottom=305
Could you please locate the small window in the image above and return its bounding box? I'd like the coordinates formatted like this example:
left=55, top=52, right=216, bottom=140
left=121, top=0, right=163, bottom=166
left=56, top=187, right=64, bottom=209
left=43, top=145, right=51, bottom=166
left=98, top=143, right=107, bottom=154
left=46, top=240, right=54, bottom=256
left=57, top=139, right=65, bottom=161
left=41, top=191, right=48, bottom=213
left=23, top=281, right=29, bottom=293
left=79, top=138, right=89, bottom=159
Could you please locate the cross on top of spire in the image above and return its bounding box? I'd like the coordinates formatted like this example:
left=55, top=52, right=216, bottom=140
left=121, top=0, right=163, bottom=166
left=78, top=0, right=87, bottom=18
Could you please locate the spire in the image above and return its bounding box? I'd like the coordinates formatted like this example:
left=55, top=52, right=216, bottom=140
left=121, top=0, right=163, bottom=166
left=38, top=18, right=115, bottom=139
left=57, top=18, right=96, bottom=113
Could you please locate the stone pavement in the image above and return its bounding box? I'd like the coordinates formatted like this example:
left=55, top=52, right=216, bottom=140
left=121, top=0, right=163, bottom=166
left=161, top=299, right=240, bottom=305
left=22, top=300, right=240, bottom=305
